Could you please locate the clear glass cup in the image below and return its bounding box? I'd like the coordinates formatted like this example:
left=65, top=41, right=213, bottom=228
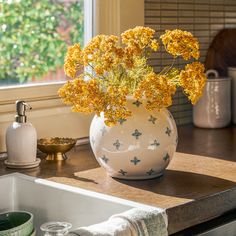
left=40, top=222, right=72, bottom=236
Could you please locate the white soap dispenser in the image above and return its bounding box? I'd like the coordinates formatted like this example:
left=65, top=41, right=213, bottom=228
left=5, top=100, right=40, bottom=168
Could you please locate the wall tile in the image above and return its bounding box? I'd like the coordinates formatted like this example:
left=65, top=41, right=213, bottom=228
left=145, top=0, right=236, bottom=125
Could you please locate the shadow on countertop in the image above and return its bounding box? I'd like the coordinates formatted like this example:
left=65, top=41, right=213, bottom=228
left=115, top=169, right=236, bottom=199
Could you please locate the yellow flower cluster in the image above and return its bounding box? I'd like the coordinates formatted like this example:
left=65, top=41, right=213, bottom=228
left=83, top=35, right=123, bottom=75
left=58, top=77, right=131, bottom=126
left=121, top=27, right=159, bottom=69
left=64, top=43, right=83, bottom=78
left=179, top=62, right=207, bottom=104
left=58, top=77, right=106, bottom=115
left=59, top=26, right=206, bottom=126
left=121, top=26, right=159, bottom=54
left=134, top=73, right=176, bottom=110
left=160, top=29, right=200, bottom=60
left=103, top=86, right=131, bottom=126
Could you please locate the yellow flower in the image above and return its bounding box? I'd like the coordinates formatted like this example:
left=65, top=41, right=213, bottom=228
left=134, top=72, right=176, bottom=110
left=94, top=65, right=104, bottom=75
left=58, top=77, right=106, bottom=114
left=150, top=39, right=159, bottom=51
left=58, top=78, right=131, bottom=126
left=179, top=62, right=207, bottom=104
left=82, top=34, right=122, bottom=75
left=122, top=26, right=159, bottom=54
left=64, top=43, right=83, bottom=78
left=103, top=86, right=131, bottom=126
left=160, top=29, right=200, bottom=60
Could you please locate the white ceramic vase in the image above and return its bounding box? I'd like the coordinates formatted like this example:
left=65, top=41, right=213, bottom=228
left=90, top=99, right=178, bottom=180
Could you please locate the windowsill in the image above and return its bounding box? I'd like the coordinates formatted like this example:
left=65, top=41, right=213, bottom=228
left=0, top=82, right=64, bottom=106
left=0, top=82, right=67, bottom=117
left=0, top=81, right=65, bottom=90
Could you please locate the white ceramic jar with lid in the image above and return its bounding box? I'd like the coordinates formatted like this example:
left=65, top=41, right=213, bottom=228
left=193, top=69, right=231, bottom=128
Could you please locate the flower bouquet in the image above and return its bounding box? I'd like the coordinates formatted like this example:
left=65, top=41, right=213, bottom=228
left=58, top=27, right=206, bottom=179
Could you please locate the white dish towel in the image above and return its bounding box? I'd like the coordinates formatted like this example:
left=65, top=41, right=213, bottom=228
left=69, top=206, right=168, bottom=236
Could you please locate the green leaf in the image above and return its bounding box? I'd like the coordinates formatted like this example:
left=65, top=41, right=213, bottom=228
left=0, top=0, right=84, bottom=84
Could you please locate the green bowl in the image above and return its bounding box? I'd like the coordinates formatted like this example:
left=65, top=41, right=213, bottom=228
left=0, top=211, right=34, bottom=236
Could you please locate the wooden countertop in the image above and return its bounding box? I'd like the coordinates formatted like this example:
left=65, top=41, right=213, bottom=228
left=1, top=124, right=236, bottom=234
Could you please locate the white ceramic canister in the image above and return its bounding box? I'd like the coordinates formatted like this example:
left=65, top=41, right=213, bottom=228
left=228, top=67, right=236, bottom=124
left=193, top=69, right=231, bottom=128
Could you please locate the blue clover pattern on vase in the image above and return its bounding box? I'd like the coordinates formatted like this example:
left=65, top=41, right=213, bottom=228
left=148, top=115, right=157, bottom=124
left=90, top=99, right=178, bottom=180
left=113, top=140, right=122, bottom=150
left=130, top=156, right=141, bottom=165
left=100, top=126, right=107, bottom=136
left=132, top=100, right=142, bottom=107
left=132, top=129, right=142, bottom=139
left=163, top=153, right=170, bottom=162
left=100, top=155, right=109, bottom=163
left=118, top=118, right=127, bottom=125
left=146, top=169, right=156, bottom=176
left=119, top=169, right=127, bottom=176
left=150, top=140, right=160, bottom=148
left=165, top=127, right=172, bottom=136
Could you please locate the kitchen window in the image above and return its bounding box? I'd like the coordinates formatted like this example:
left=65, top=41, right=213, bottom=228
left=0, top=0, right=93, bottom=110
left=0, top=0, right=144, bottom=152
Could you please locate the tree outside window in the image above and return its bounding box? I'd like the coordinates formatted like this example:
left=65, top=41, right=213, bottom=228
left=0, top=0, right=84, bottom=86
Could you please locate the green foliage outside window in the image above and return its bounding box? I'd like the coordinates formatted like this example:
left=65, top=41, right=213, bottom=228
left=0, top=0, right=84, bottom=85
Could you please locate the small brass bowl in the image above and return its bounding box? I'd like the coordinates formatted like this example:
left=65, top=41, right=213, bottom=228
left=37, top=137, right=76, bottom=161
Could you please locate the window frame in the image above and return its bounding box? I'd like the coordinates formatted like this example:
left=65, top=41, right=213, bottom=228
left=0, top=0, right=144, bottom=113
left=0, top=0, right=93, bottom=113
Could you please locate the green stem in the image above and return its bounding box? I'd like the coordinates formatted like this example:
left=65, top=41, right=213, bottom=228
left=159, top=58, right=176, bottom=75
left=88, top=63, right=106, bottom=80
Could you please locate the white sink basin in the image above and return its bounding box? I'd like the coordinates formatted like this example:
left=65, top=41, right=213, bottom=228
left=0, top=173, right=148, bottom=235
